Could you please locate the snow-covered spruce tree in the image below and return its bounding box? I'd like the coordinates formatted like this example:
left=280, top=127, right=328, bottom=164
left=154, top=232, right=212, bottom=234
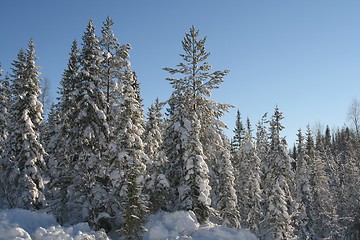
left=230, top=110, right=247, bottom=224
left=233, top=115, right=255, bottom=225
left=45, top=40, right=81, bottom=224
left=95, top=18, right=133, bottom=228
left=144, top=98, right=165, bottom=162
left=231, top=110, right=245, bottom=153
left=203, top=111, right=236, bottom=219
left=321, top=126, right=338, bottom=195
left=241, top=130, right=263, bottom=235
left=39, top=77, right=52, bottom=119
left=335, top=128, right=360, bottom=237
left=42, top=102, right=61, bottom=186
left=163, top=26, right=236, bottom=225
left=99, top=16, right=130, bottom=118
left=163, top=92, right=189, bottom=210
left=305, top=127, right=334, bottom=239
left=131, top=72, right=144, bottom=112
left=216, top=133, right=241, bottom=229
left=235, top=117, right=260, bottom=228
left=245, top=117, right=252, bottom=135
left=180, top=110, right=212, bottom=223
left=1, top=40, right=46, bottom=210
left=0, top=66, right=11, bottom=207
left=0, top=68, right=10, bottom=158
left=43, top=103, right=61, bottom=168
left=59, top=20, right=110, bottom=228
left=294, top=129, right=314, bottom=239
left=263, top=106, right=296, bottom=240
left=143, top=98, right=170, bottom=213
left=164, top=91, right=213, bottom=224
left=38, top=76, right=52, bottom=154
left=117, top=70, right=148, bottom=240
left=256, top=113, right=269, bottom=181
left=311, top=130, right=337, bottom=239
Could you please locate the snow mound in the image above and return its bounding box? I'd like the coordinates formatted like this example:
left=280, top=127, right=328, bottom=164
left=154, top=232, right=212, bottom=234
left=193, top=225, right=258, bottom=240
left=0, top=208, right=108, bottom=240
left=0, top=209, right=257, bottom=240
left=144, top=211, right=257, bottom=240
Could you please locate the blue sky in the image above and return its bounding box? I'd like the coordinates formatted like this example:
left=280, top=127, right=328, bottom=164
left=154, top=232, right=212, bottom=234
left=1, top=1, right=360, bottom=145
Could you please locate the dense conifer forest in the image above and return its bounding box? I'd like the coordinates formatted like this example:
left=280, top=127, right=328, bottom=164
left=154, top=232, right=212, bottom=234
left=0, top=18, right=359, bottom=239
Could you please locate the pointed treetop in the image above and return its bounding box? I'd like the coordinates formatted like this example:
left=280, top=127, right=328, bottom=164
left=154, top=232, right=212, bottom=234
left=324, top=125, right=332, bottom=148
left=87, top=19, right=95, bottom=31
left=296, top=128, right=305, bottom=154
left=101, top=16, right=116, bottom=41
left=81, top=20, right=98, bottom=50
left=246, top=117, right=252, bottom=135
left=164, top=25, right=229, bottom=99
left=104, top=16, right=114, bottom=28
left=269, top=105, right=285, bottom=148
left=182, top=25, right=209, bottom=60
left=315, top=128, right=325, bottom=151
left=305, top=125, right=315, bottom=157
left=25, top=39, right=40, bottom=84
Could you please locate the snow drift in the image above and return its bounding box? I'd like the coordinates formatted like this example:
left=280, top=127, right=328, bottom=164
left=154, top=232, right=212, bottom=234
left=145, top=211, right=257, bottom=240
left=0, top=208, right=258, bottom=240
left=0, top=208, right=108, bottom=240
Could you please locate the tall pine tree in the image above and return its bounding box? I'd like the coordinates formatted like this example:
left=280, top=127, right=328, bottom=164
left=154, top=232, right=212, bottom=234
left=99, top=16, right=130, bottom=118
left=163, top=26, right=235, bottom=224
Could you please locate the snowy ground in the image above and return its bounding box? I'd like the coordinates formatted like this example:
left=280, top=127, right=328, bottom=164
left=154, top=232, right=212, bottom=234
left=0, top=209, right=257, bottom=240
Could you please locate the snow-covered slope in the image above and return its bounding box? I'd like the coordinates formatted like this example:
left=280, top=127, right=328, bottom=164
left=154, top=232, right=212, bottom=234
left=0, top=209, right=258, bottom=240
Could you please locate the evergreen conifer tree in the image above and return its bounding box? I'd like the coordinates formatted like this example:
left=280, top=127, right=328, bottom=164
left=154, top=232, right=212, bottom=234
left=163, top=93, right=189, bottom=210
left=335, top=128, right=360, bottom=237
left=216, top=136, right=240, bottom=228
left=180, top=111, right=212, bottom=223
left=242, top=130, right=263, bottom=235
left=309, top=129, right=336, bottom=238
left=263, top=106, right=296, bottom=239
left=256, top=113, right=269, bottom=180
left=117, top=70, right=148, bottom=239
left=143, top=98, right=170, bottom=213
left=0, top=66, right=11, bottom=206
left=2, top=40, right=46, bottom=210
left=99, top=16, right=130, bottom=118
left=294, top=129, right=314, bottom=239
left=0, top=69, right=10, bottom=158
left=57, top=21, right=110, bottom=227
left=231, top=111, right=247, bottom=224
left=232, top=110, right=245, bottom=152
left=46, top=40, right=81, bottom=224
left=43, top=103, right=61, bottom=172
left=163, top=26, right=234, bottom=224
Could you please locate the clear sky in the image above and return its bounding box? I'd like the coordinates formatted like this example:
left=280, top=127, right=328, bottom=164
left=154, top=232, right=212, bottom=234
left=1, top=1, right=360, bottom=146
